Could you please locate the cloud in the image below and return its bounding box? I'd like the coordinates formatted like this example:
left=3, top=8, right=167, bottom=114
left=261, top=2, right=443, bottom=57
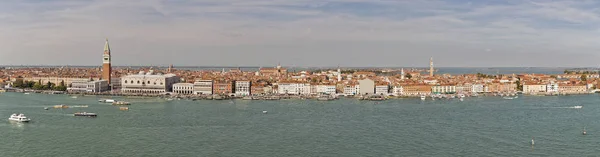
left=1, top=0, right=600, bottom=67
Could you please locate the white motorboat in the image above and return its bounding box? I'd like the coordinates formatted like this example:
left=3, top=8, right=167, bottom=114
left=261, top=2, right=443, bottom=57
left=24, top=93, right=30, bottom=95
left=420, top=95, right=426, bottom=100
left=98, top=99, right=115, bottom=103
left=8, top=113, right=30, bottom=122
left=573, top=106, right=583, bottom=109
left=263, top=111, right=268, bottom=114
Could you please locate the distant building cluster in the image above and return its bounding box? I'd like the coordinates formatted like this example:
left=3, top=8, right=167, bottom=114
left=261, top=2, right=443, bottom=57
left=0, top=39, right=596, bottom=97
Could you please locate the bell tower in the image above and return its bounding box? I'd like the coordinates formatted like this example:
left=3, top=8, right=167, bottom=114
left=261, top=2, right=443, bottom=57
left=102, top=38, right=112, bottom=84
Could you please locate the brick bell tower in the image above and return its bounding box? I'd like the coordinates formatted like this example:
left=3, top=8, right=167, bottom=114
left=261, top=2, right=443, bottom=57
left=102, top=38, right=112, bottom=84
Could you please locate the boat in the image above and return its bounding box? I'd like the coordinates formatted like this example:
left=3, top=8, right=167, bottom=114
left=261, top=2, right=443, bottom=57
left=317, top=95, right=335, bottom=101
left=459, top=97, right=464, bottom=101
left=368, top=95, right=386, bottom=101
left=263, top=111, right=268, bottom=114
left=8, top=113, right=30, bottom=122
left=503, top=96, right=515, bottom=100
left=573, top=106, right=583, bottom=109
left=119, top=107, right=129, bottom=111
left=583, top=127, right=587, bottom=135
left=74, top=112, right=97, bottom=117
left=54, top=104, right=69, bottom=108
left=44, top=107, right=49, bottom=110
left=71, top=96, right=78, bottom=99
left=112, top=101, right=131, bottom=105
left=24, top=93, right=30, bottom=95
left=98, top=99, right=115, bottom=103
left=531, top=137, right=535, bottom=145
left=420, top=95, right=426, bottom=100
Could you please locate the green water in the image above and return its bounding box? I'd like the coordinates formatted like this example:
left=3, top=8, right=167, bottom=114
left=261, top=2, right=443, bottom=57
left=0, top=92, right=598, bottom=156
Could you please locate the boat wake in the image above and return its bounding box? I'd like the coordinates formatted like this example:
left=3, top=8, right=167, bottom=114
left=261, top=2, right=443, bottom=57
left=548, top=106, right=583, bottom=109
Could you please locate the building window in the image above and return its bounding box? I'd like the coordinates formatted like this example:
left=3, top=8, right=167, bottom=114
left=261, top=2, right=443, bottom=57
left=148, top=81, right=150, bottom=84
left=137, top=81, right=140, bottom=84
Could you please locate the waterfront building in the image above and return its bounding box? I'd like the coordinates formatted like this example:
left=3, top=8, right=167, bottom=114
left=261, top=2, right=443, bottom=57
left=523, top=83, right=546, bottom=94
left=213, top=81, right=234, bottom=95
left=235, top=80, right=251, bottom=96
left=21, top=77, right=95, bottom=88
left=110, top=78, right=121, bottom=91
left=471, top=84, right=485, bottom=93
left=251, top=83, right=266, bottom=95
left=87, top=80, right=109, bottom=93
left=68, top=80, right=89, bottom=92
left=358, top=79, right=375, bottom=95
left=558, top=84, right=587, bottom=94
left=455, top=83, right=472, bottom=94
left=277, top=82, right=299, bottom=95
left=392, top=85, right=403, bottom=96
left=120, top=71, right=180, bottom=94
left=375, top=84, right=389, bottom=95
left=102, top=38, right=112, bottom=84
left=193, top=80, right=213, bottom=95
left=173, top=83, right=194, bottom=95
left=343, top=84, right=358, bottom=96
left=299, top=83, right=311, bottom=95
left=546, top=82, right=558, bottom=94
left=315, top=84, right=336, bottom=95
left=487, top=83, right=517, bottom=93
left=402, top=84, right=432, bottom=96
left=432, top=84, right=456, bottom=94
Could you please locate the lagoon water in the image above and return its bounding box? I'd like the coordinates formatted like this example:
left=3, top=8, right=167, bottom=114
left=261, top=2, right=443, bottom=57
left=1, top=92, right=599, bottom=156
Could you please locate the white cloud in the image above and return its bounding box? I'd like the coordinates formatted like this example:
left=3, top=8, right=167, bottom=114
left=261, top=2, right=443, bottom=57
left=1, top=0, right=600, bottom=67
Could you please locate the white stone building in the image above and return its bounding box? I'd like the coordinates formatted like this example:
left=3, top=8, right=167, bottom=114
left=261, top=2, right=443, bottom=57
left=472, top=84, right=485, bottom=93
left=315, top=84, right=336, bottom=95
left=87, top=80, right=109, bottom=93
left=375, top=85, right=389, bottom=95
left=343, top=85, right=358, bottom=96
left=235, top=81, right=251, bottom=96
left=546, top=82, right=558, bottom=93
left=121, top=71, right=180, bottom=94
left=392, top=85, right=403, bottom=96
left=173, top=83, right=194, bottom=95
left=193, top=80, right=213, bottom=95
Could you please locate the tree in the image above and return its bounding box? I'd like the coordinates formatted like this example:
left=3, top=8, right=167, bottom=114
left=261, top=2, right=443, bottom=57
left=33, top=82, right=43, bottom=90
left=13, top=79, right=24, bottom=88
left=581, top=74, right=587, bottom=81
left=405, top=73, right=412, bottom=79
left=515, top=80, right=523, bottom=91
left=46, top=81, right=54, bottom=90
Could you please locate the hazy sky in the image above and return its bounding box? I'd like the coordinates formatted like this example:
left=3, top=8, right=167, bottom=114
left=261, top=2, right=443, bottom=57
left=1, top=0, right=600, bottom=67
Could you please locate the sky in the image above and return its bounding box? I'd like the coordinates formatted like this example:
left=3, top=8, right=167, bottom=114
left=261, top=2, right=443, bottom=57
left=1, top=0, right=600, bottom=67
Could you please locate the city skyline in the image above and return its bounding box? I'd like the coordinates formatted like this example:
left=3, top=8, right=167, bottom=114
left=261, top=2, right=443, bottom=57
left=2, top=0, right=600, bottom=67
